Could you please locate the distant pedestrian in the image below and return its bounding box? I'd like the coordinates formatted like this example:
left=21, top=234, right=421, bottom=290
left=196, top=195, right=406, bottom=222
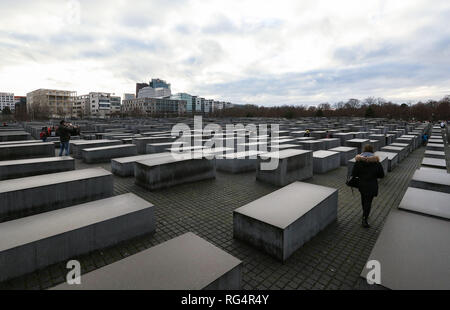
left=351, top=144, right=385, bottom=228
left=304, top=129, right=310, bottom=137
left=422, top=133, right=428, bottom=146
left=57, top=120, right=78, bottom=156
left=39, top=127, right=48, bottom=142
left=325, top=130, right=331, bottom=138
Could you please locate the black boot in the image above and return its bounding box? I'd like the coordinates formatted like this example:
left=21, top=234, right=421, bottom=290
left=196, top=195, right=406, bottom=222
left=362, top=216, right=370, bottom=228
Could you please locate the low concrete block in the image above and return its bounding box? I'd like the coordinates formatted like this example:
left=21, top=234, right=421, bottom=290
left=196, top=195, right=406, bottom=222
left=0, top=168, right=113, bottom=220
left=345, top=139, right=370, bottom=153
left=360, top=209, right=450, bottom=289
left=51, top=232, right=242, bottom=290
left=398, top=187, right=450, bottom=220
left=256, top=149, right=313, bottom=186
left=313, top=150, right=340, bottom=174
left=0, top=193, right=155, bottom=282
left=133, top=136, right=175, bottom=154
left=135, top=156, right=216, bottom=190
left=82, top=144, right=137, bottom=163
left=318, top=138, right=340, bottom=149
left=0, top=142, right=55, bottom=161
left=70, top=140, right=122, bottom=159
left=111, top=152, right=172, bottom=177
left=233, top=182, right=338, bottom=261
left=374, top=151, right=398, bottom=172
left=424, top=150, right=445, bottom=159
left=380, top=145, right=407, bottom=162
left=298, top=140, right=325, bottom=151
left=216, top=150, right=262, bottom=173
left=329, top=146, right=358, bottom=166
left=409, top=169, right=450, bottom=193
left=426, top=143, right=445, bottom=152
left=421, top=157, right=446, bottom=170
left=0, top=156, right=74, bottom=180
left=0, top=131, right=31, bottom=142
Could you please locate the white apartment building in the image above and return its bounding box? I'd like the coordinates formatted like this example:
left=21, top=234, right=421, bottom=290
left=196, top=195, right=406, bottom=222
left=74, top=92, right=113, bottom=118
left=204, top=99, right=213, bottom=114
left=110, top=96, right=121, bottom=115
left=137, top=87, right=171, bottom=99
left=0, top=92, right=15, bottom=111
left=194, top=97, right=203, bottom=113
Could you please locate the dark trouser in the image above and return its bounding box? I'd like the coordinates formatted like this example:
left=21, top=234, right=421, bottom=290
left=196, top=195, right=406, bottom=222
left=59, top=141, right=70, bottom=156
left=360, top=192, right=374, bottom=219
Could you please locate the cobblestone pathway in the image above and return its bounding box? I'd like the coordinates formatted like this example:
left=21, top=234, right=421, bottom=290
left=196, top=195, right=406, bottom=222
left=0, top=146, right=426, bottom=290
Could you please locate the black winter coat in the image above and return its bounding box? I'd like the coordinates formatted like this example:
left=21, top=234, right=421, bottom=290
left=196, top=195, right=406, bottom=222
left=351, top=159, right=385, bottom=197
left=56, top=125, right=76, bottom=142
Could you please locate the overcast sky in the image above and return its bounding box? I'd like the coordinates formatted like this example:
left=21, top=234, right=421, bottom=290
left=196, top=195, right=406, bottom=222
left=1, top=0, right=449, bottom=106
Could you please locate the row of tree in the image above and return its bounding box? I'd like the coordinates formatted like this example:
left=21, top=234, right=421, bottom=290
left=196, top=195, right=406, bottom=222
left=7, top=95, right=450, bottom=121
left=212, top=96, right=450, bottom=121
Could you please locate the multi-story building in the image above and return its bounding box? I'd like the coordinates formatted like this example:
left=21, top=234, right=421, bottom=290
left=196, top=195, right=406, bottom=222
left=149, top=78, right=170, bottom=89
left=204, top=99, right=213, bottom=114
left=110, top=96, right=121, bottom=115
left=171, top=93, right=194, bottom=112
left=135, top=78, right=170, bottom=97
left=136, top=83, right=149, bottom=97
left=14, top=96, right=27, bottom=119
left=123, top=93, right=135, bottom=100
left=194, top=97, right=204, bottom=114
left=74, top=92, right=115, bottom=118
left=0, top=92, right=15, bottom=112
left=122, top=97, right=186, bottom=116
left=138, top=86, right=171, bottom=99
left=27, top=89, right=76, bottom=118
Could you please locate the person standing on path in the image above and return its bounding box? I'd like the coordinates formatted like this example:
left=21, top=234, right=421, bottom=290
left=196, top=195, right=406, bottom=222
left=351, top=144, right=385, bottom=228
left=56, top=120, right=78, bottom=156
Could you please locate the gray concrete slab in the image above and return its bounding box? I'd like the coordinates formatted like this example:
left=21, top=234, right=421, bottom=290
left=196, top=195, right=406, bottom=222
left=135, top=156, right=216, bottom=190
left=234, top=182, right=338, bottom=261
left=421, top=157, right=446, bottom=170
left=0, top=156, right=74, bottom=180
left=51, top=232, right=242, bottom=290
left=361, top=209, right=450, bottom=289
left=0, top=140, right=42, bottom=146
left=256, top=149, right=313, bottom=186
left=409, top=169, right=450, bottom=193
left=329, top=146, right=358, bottom=166
left=298, top=140, right=325, bottom=151
left=0, top=142, right=55, bottom=161
left=82, top=144, right=137, bottom=163
left=424, top=150, right=445, bottom=159
left=0, top=168, right=113, bottom=219
left=0, top=193, right=155, bottom=282
left=111, top=152, right=172, bottom=177
left=398, top=187, right=450, bottom=219
left=318, top=138, right=340, bottom=149
left=70, top=140, right=122, bottom=159
left=374, top=151, right=398, bottom=172
left=216, top=150, right=263, bottom=173
left=380, top=145, right=407, bottom=162
left=345, top=139, right=370, bottom=153
left=426, top=143, right=445, bottom=152
left=133, top=136, right=175, bottom=154
left=313, top=150, right=340, bottom=174
left=0, top=131, right=31, bottom=142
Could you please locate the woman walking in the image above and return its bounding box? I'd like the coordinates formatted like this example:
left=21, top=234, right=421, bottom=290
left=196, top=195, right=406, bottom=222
left=351, top=144, right=385, bottom=228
